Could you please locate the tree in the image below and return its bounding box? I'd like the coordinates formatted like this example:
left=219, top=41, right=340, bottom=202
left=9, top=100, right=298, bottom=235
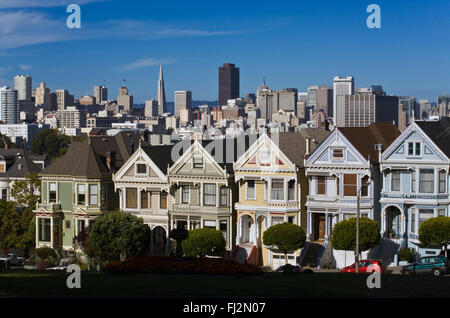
left=82, top=211, right=151, bottom=263
left=263, top=222, right=306, bottom=264
left=419, top=216, right=450, bottom=256
left=330, top=217, right=380, bottom=253
left=31, top=129, right=72, bottom=161
left=0, top=201, right=35, bottom=253
left=182, top=228, right=226, bottom=257
left=10, top=172, right=41, bottom=208
left=0, top=133, right=19, bottom=149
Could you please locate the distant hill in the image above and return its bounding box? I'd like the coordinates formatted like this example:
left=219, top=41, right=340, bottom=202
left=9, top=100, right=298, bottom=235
left=134, top=100, right=218, bottom=114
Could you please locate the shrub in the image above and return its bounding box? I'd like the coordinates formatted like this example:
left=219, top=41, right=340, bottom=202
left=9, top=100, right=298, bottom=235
left=103, top=256, right=262, bottom=276
left=263, top=222, right=306, bottom=264
left=419, top=216, right=450, bottom=247
left=35, top=259, right=51, bottom=270
left=330, top=217, right=380, bottom=251
left=398, top=248, right=416, bottom=262
left=182, top=228, right=226, bottom=257
left=35, top=247, right=57, bottom=260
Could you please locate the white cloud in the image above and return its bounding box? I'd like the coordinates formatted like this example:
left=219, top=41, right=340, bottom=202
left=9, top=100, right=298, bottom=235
left=18, top=64, right=32, bottom=70
left=0, top=0, right=109, bottom=9
left=122, top=58, right=174, bottom=71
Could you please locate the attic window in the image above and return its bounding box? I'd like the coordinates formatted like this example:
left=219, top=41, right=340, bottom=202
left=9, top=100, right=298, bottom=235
left=332, top=149, right=344, bottom=159
left=193, top=156, right=203, bottom=168
left=259, top=150, right=271, bottom=166
left=136, top=164, right=147, bottom=175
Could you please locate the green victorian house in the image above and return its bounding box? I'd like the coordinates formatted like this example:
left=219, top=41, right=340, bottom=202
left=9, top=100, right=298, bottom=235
left=34, top=132, right=141, bottom=253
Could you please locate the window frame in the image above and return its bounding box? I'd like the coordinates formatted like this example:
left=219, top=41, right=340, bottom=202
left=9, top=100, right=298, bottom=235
left=316, top=176, right=326, bottom=195
left=391, top=171, right=401, bottom=192
left=89, top=184, right=98, bottom=205
left=288, top=180, right=295, bottom=201
left=77, top=184, right=86, bottom=205
left=181, top=186, right=190, bottom=204
left=270, top=179, right=284, bottom=201
left=246, top=180, right=256, bottom=200
left=126, top=188, right=138, bottom=209
left=439, top=170, right=446, bottom=194
left=49, top=182, right=57, bottom=203
left=332, top=148, right=344, bottom=160
left=419, top=169, right=434, bottom=194
left=203, top=183, right=217, bottom=206
left=343, top=174, right=357, bottom=197
left=136, top=163, right=147, bottom=175
left=220, top=187, right=227, bottom=206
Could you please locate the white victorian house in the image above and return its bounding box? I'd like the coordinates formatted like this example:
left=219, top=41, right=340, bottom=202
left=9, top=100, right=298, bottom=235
left=305, top=123, right=400, bottom=268
left=380, top=118, right=450, bottom=263
left=113, top=143, right=174, bottom=254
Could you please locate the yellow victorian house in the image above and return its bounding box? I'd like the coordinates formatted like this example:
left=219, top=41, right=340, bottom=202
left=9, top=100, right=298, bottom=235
left=233, top=129, right=331, bottom=269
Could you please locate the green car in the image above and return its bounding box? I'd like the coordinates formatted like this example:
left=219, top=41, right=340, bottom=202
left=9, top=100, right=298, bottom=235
left=401, top=255, right=450, bottom=276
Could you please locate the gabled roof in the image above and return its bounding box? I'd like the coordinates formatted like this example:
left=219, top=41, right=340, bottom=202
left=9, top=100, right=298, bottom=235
left=338, top=123, right=400, bottom=163
left=40, top=131, right=145, bottom=178
left=415, top=118, right=450, bottom=159
left=274, top=128, right=332, bottom=168
left=141, top=145, right=175, bottom=174
left=0, top=149, right=43, bottom=178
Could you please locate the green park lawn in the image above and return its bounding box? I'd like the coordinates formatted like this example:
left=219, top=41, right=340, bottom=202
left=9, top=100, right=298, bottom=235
left=1, top=270, right=450, bottom=298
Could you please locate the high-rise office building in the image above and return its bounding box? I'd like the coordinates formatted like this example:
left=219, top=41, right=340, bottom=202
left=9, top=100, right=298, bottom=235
left=257, top=81, right=278, bottom=122
left=218, top=63, right=239, bottom=108
left=14, top=75, right=32, bottom=102
left=157, top=65, right=167, bottom=115
left=55, top=89, right=69, bottom=110
left=315, top=86, right=333, bottom=118
left=145, top=99, right=158, bottom=118
left=117, top=86, right=133, bottom=113
left=278, top=88, right=298, bottom=114
left=174, top=90, right=192, bottom=118
left=333, top=76, right=354, bottom=126
left=94, top=85, right=108, bottom=104
left=56, top=106, right=86, bottom=128
left=338, top=90, right=398, bottom=128
left=307, top=86, right=319, bottom=108
left=399, top=96, right=418, bottom=125
left=35, top=83, right=51, bottom=108
left=0, top=86, right=19, bottom=124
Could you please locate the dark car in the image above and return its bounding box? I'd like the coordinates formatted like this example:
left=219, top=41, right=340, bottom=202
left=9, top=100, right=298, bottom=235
left=341, top=259, right=386, bottom=273
left=401, top=255, right=450, bottom=276
left=275, top=264, right=313, bottom=274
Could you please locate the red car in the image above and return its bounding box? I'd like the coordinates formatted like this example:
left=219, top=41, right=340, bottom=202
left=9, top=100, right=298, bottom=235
left=340, top=259, right=386, bottom=273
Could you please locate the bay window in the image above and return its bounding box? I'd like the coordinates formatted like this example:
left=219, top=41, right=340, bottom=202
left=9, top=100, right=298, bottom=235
left=317, top=176, right=326, bottom=195
left=288, top=180, right=295, bottom=201
left=77, top=184, right=85, bottom=205
left=89, top=184, right=98, bottom=205
left=391, top=171, right=400, bottom=192
left=271, top=179, right=284, bottom=200
left=343, top=174, right=357, bottom=196
left=439, top=170, right=446, bottom=193
left=419, top=169, right=434, bottom=193
left=203, top=184, right=216, bottom=206
left=181, top=186, right=189, bottom=204
left=126, top=188, right=137, bottom=209
left=246, top=180, right=256, bottom=199
left=49, top=183, right=57, bottom=203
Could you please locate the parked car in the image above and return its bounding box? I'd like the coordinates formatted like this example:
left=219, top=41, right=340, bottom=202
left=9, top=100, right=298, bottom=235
left=0, top=254, right=25, bottom=266
left=341, top=259, right=386, bottom=273
left=401, top=255, right=450, bottom=276
left=275, top=264, right=314, bottom=274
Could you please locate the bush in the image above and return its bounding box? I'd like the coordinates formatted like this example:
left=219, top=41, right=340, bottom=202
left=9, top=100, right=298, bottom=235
left=330, top=217, right=380, bottom=251
left=103, top=256, right=262, bottom=276
left=398, top=248, right=416, bottom=262
left=35, top=259, right=51, bottom=270
left=419, top=216, right=450, bottom=247
left=35, top=247, right=57, bottom=260
left=263, top=223, right=306, bottom=263
left=183, top=228, right=226, bottom=257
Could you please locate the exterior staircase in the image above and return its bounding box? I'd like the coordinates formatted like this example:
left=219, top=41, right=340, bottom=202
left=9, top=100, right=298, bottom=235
left=376, top=238, right=402, bottom=267
left=234, top=243, right=255, bottom=264
left=300, top=242, right=324, bottom=268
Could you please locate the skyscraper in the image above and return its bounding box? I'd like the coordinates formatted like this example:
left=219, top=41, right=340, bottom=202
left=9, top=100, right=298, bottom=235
left=117, top=86, right=133, bottom=113
left=0, top=86, right=18, bottom=124
left=55, top=89, right=69, bottom=111
left=157, top=65, right=167, bottom=115
left=219, top=63, right=239, bottom=108
left=94, top=85, right=108, bottom=104
left=14, top=75, right=32, bottom=102
left=333, top=76, right=355, bottom=126
left=174, top=90, right=192, bottom=118
left=35, top=83, right=51, bottom=108
left=315, top=86, right=333, bottom=118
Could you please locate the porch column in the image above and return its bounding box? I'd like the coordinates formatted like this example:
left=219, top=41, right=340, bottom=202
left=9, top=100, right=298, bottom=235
left=339, top=212, right=343, bottom=222
left=236, top=215, right=241, bottom=245
left=306, top=212, right=312, bottom=241
left=35, top=217, right=39, bottom=246
left=50, top=217, right=54, bottom=248
left=324, top=210, right=329, bottom=241
left=150, top=226, right=154, bottom=254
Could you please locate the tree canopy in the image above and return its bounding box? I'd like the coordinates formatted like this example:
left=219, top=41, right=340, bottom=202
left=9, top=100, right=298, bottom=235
left=182, top=228, right=226, bottom=257
left=31, top=129, right=85, bottom=161
left=0, top=200, right=35, bottom=251
left=10, top=173, right=41, bottom=209
left=330, top=217, right=380, bottom=251
left=419, top=216, right=450, bottom=247
left=263, top=222, right=306, bottom=264
left=79, top=211, right=151, bottom=263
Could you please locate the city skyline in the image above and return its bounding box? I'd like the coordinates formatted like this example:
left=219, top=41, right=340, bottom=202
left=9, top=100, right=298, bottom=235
left=0, top=0, right=449, bottom=103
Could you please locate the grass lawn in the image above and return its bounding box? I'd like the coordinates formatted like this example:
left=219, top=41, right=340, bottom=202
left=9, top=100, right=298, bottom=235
left=1, top=270, right=450, bottom=298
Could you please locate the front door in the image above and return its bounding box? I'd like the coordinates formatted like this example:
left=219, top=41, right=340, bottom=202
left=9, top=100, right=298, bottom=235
left=318, top=216, right=325, bottom=240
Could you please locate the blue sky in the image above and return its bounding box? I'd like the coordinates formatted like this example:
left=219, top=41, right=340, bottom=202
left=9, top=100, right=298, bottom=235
left=0, top=0, right=449, bottom=103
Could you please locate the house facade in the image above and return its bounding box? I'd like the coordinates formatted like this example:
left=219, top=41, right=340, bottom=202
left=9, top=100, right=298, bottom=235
left=113, top=144, right=173, bottom=254
left=233, top=129, right=330, bottom=269
left=380, top=119, right=450, bottom=262
left=168, top=139, right=238, bottom=252
left=305, top=123, right=400, bottom=267
left=34, top=132, right=140, bottom=253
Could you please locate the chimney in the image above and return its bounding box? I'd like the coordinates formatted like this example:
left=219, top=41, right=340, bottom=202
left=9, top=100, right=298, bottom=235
left=106, top=151, right=116, bottom=170
left=305, top=137, right=311, bottom=156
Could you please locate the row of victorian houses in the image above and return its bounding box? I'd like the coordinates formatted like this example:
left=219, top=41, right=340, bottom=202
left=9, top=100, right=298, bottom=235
left=32, top=118, right=450, bottom=269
